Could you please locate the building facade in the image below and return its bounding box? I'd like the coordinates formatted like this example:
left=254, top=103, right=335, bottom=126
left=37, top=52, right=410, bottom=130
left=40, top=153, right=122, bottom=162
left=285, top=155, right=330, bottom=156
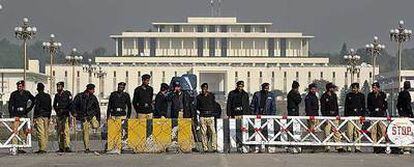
left=46, top=17, right=376, bottom=100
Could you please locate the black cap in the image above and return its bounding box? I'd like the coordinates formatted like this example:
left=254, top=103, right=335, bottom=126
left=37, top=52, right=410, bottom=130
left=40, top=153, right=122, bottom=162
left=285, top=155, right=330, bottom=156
left=236, top=81, right=244, bottom=86
left=56, top=82, right=64, bottom=87
left=404, top=81, right=411, bottom=90
left=292, top=81, right=299, bottom=89
left=351, top=83, right=359, bottom=89
left=325, top=82, right=337, bottom=90
left=308, top=83, right=317, bottom=90
left=201, top=83, right=208, bottom=88
left=173, top=81, right=181, bottom=87
left=160, top=83, right=169, bottom=91
left=86, top=84, right=95, bottom=90
left=372, top=82, right=380, bottom=88
left=141, top=74, right=151, bottom=80
left=118, top=82, right=126, bottom=86
left=37, top=83, right=45, bottom=91
left=261, top=83, right=270, bottom=89
left=16, top=80, right=25, bottom=86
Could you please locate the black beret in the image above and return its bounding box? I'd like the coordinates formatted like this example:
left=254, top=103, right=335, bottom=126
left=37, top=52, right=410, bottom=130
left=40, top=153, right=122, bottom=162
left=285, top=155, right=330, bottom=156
left=325, top=82, right=337, bottom=90
left=16, top=80, right=25, bottom=86
left=351, top=83, right=359, bottom=89
left=173, top=81, right=181, bottom=87
left=56, top=82, right=64, bottom=87
left=141, top=74, right=151, bottom=80
left=37, top=83, right=45, bottom=90
left=236, top=81, right=244, bottom=86
left=372, top=82, right=380, bottom=88
left=86, top=83, right=95, bottom=90
left=261, top=83, right=270, bottom=88
left=201, top=83, right=208, bottom=88
left=308, top=83, right=317, bottom=89
left=118, top=82, right=126, bottom=86
left=160, top=83, right=169, bottom=90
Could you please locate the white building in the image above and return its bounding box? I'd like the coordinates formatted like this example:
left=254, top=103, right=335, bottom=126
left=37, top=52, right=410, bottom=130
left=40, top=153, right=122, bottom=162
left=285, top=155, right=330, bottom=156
left=46, top=17, right=376, bottom=99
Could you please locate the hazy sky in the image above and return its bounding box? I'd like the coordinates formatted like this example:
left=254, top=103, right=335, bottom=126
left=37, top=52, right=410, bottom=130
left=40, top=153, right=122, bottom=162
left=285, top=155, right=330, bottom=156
left=1, top=0, right=414, bottom=55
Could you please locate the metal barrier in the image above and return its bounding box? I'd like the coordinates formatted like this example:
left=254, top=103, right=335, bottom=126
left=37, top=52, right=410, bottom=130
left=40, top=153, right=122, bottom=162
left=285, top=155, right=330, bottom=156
left=0, top=118, right=32, bottom=149
left=242, top=116, right=414, bottom=148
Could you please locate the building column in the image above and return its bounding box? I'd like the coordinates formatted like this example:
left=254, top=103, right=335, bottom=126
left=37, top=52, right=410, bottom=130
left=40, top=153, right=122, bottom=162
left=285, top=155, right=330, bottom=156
left=115, top=39, right=119, bottom=56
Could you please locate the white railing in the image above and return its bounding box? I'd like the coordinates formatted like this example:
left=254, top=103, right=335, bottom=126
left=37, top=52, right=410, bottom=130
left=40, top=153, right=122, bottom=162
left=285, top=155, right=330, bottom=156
left=0, top=118, right=32, bottom=148
left=242, top=116, right=414, bottom=148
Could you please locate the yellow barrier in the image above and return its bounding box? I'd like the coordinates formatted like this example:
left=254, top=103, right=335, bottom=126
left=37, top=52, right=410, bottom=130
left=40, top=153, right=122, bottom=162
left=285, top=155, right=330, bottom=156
left=108, top=118, right=193, bottom=153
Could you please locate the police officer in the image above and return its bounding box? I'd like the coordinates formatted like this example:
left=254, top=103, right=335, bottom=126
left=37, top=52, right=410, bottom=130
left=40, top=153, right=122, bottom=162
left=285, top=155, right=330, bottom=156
left=367, top=82, right=387, bottom=154
left=168, top=81, right=193, bottom=118
left=8, top=80, right=35, bottom=153
left=344, top=83, right=365, bottom=153
left=226, top=81, right=251, bottom=119
left=133, top=74, right=154, bottom=119
left=320, top=83, right=345, bottom=153
left=305, top=83, right=319, bottom=152
left=53, top=82, right=73, bottom=153
left=287, top=81, right=302, bottom=153
left=196, top=83, right=217, bottom=152
left=106, top=82, right=131, bottom=154
left=287, top=81, right=302, bottom=116
left=250, top=83, right=276, bottom=116
left=72, top=84, right=100, bottom=153
left=154, top=83, right=169, bottom=118
left=397, top=81, right=413, bottom=154
left=33, top=83, right=52, bottom=154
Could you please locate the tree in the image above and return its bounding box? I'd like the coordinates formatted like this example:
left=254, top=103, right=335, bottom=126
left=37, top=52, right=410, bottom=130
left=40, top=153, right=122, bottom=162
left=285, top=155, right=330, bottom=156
left=339, top=86, right=349, bottom=106
left=92, top=47, right=107, bottom=57
left=339, top=42, right=348, bottom=57
left=304, top=79, right=330, bottom=94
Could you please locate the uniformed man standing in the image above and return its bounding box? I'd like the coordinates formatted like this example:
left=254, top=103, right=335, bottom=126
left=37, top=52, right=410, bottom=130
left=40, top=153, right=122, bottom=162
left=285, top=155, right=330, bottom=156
left=33, top=83, right=52, bottom=154
left=397, top=81, right=413, bottom=154
left=8, top=80, right=35, bottom=154
left=320, top=83, right=345, bottom=153
left=226, top=81, right=251, bottom=119
left=195, top=83, right=217, bottom=152
left=287, top=81, right=302, bottom=154
left=250, top=83, right=276, bottom=116
left=106, top=82, right=131, bottom=154
left=168, top=82, right=193, bottom=118
left=53, top=82, right=73, bottom=153
left=154, top=83, right=169, bottom=118
left=305, top=83, right=319, bottom=152
left=72, top=84, right=100, bottom=153
left=344, top=83, right=365, bottom=153
left=367, top=82, right=387, bottom=154
left=133, top=74, right=154, bottom=119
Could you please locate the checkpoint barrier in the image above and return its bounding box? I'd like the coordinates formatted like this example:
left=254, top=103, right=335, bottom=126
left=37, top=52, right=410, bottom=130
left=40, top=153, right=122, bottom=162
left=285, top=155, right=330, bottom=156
left=0, top=118, right=32, bottom=149
left=241, top=115, right=414, bottom=149
left=107, top=118, right=193, bottom=153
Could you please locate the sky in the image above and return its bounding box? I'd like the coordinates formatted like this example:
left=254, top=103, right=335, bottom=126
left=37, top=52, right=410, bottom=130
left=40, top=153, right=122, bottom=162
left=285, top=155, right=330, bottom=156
left=1, top=0, right=414, bottom=55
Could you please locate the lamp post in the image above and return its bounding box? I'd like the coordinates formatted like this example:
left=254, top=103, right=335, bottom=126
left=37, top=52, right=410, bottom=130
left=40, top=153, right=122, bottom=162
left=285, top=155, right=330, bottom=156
left=365, top=36, right=385, bottom=83
left=390, top=20, right=412, bottom=90
left=82, top=59, right=96, bottom=83
left=344, top=48, right=361, bottom=84
left=14, top=18, right=37, bottom=82
left=65, top=48, right=83, bottom=94
left=93, top=65, right=107, bottom=98
left=42, top=34, right=62, bottom=94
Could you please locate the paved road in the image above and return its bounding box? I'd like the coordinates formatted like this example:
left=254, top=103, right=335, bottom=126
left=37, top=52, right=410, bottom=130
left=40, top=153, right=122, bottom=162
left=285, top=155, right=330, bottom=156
left=0, top=152, right=413, bottom=167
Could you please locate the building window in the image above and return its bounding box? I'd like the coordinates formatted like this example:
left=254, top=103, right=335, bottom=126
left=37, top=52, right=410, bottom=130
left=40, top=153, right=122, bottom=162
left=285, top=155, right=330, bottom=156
left=197, top=38, right=204, bottom=57
left=126, top=71, right=129, bottom=77
left=333, top=72, right=336, bottom=78
left=244, top=25, right=251, bottom=33
left=268, top=38, right=275, bottom=57
left=220, top=25, right=227, bottom=32
left=208, top=25, right=216, bottom=32
left=64, top=71, right=68, bottom=77
left=235, top=72, right=238, bottom=78
left=173, top=25, right=181, bottom=32
left=209, top=38, right=215, bottom=57
left=53, top=71, right=55, bottom=76
left=77, top=71, right=80, bottom=77
left=280, top=38, right=287, bottom=57
left=345, top=72, right=348, bottom=78
left=357, top=72, right=360, bottom=78
left=284, top=71, right=287, bottom=78
left=150, top=38, right=156, bottom=56
left=174, top=71, right=177, bottom=77
left=197, top=25, right=204, bottom=32
left=320, top=72, right=323, bottom=79
left=260, top=71, right=263, bottom=77
left=247, top=72, right=250, bottom=78
left=113, top=71, right=117, bottom=77
left=221, top=38, right=227, bottom=57
left=369, top=72, right=372, bottom=78
left=272, top=71, right=275, bottom=78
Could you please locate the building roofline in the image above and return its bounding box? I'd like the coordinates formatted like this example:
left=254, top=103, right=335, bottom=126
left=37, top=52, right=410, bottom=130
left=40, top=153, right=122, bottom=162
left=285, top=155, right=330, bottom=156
left=110, top=32, right=314, bottom=39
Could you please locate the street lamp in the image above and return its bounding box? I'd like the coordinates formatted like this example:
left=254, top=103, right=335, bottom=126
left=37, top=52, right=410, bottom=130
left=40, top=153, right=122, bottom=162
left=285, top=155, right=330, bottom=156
left=82, top=59, right=97, bottom=83
left=365, top=36, right=385, bottom=83
left=390, top=20, right=412, bottom=90
left=344, top=48, right=361, bottom=84
left=93, top=65, right=107, bottom=98
left=14, top=17, right=37, bottom=82
left=42, top=34, right=62, bottom=94
left=65, top=48, right=83, bottom=94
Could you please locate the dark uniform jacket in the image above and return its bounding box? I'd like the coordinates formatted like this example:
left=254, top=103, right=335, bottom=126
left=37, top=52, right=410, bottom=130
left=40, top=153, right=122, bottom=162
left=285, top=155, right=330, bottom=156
left=305, top=92, right=319, bottom=116
left=33, top=92, right=52, bottom=118
left=196, top=92, right=216, bottom=117
left=397, top=90, right=413, bottom=117
left=72, top=91, right=101, bottom=121
left=132, top=85, right=153, bottom=114
left=226, top=89, right=251, bottom=117
left=250, top=91, right=276, bottom=115
left=367, top=91, right=388, bottom=117
left=287, top=89, right=302, bottom=116
left=8, top=90, right=35, bottom=118
left=154, top=92, right=168, bottom=118
left=53, top=90, right=72, bottom=117
left=320, top=92, right=339, bottom=116
left=107, top=91, right=132, bottom=118
left=168, top=91, right=193, bottom=118
left=344, top=92, right=365, bottom=116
